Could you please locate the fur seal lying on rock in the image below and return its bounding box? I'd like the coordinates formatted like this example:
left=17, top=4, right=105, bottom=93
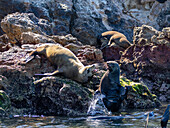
left=98, top=61, right=127, bottom=112
left=97, top=31, right=131, bottom=49
left=24, top=44, right=95, bottom=83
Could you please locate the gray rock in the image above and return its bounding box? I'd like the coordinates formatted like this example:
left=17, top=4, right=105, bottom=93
left=1, top=12, right=53, bottom=44
left=72, top=0, right=138, bottom=45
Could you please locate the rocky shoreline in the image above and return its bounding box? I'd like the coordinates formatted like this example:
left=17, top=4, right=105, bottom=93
left=0, top=0, right=169, bottom=117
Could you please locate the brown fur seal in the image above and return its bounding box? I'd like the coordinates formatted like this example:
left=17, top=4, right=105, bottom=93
left=24, top=44, right=95, bottom=83
left=98, top=61, right=127, bottom=112
left=97, top=31, right=131, bottom=49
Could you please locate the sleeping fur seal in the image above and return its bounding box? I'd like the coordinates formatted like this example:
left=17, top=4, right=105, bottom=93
left=97, top=31, right=131, bottom=49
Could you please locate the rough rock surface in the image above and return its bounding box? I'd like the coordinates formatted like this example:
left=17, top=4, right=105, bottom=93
left=120, top=26, right=170, bottom=102
left=65, top=44, right=104, bottom=65
left=0, top=47, right=94, bottom=116
left=0, top=0, right=169, bottom=45
left=120, top=77, right=161, bottom=109
left=21, top=32, right=56, bottom=45
left=0, top=42, right=162, bottom=116
left=50, top=34, right=83, bottom=46
left=72, top=0, right=138, bottom=45
left=1, top=12, right=53, bottom=44
left=21, top=32, right=82, bottom=46
left=0, top=34, right=11, bottom=52
left=102, top=45, right=125, bottom=61
left=0, top=90, right=11, bottom=116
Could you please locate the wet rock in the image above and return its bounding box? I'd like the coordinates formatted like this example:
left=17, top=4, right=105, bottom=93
left=0, top=44, right=101, bottom=116
left=0, top=65, right=33, bottom=101
left=1, top=12, right=53, bottom=44
left=32, top=77, right=92, bottom=116
left=120, top=77, right=161, bottom=108
left=0, top=90, right=11, bottom=111
left=0, top=61, right=93, bottom=116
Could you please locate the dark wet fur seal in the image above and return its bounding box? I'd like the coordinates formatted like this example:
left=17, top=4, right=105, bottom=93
left=24, top=44, right=95, bottom=83
left=98, top=61, right=127, bottom=112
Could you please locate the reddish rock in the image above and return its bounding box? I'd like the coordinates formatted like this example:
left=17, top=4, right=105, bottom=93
left=0, top=34, right=10, bottom=52
left=65, top=44, right=104, bottom=65
left=120, top=26, right=170, bottom=102
left=102, top=45, right=125, bottom=61
left=1, top=12, right=53, bottom=44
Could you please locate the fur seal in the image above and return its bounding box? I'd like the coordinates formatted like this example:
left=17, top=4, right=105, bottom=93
left=97, top=31, right=131, bottom=49
left=98, top=61, right=127, bottom=112
left=24, top=44, right=95, bottom=83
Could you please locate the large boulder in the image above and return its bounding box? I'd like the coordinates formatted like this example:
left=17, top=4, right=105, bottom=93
left=0, top=0, right=73, bottom=36
left=32, top=76, right=92, bottom=116
left=120, top=26, right=170, bottom=102
left=72, top=0, right=138, bottom=45
left=1, top=12, right=53, bottom=44
left=0, top=65, right=93, bottom=116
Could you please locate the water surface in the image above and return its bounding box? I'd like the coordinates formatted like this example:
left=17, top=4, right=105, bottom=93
left=0, top=105, right=169, bottom=128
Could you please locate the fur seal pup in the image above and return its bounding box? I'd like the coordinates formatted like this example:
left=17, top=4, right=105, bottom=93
left=24, top=44, right=95, bottom=83
left=98, top=61, right=127, bottom=112
left=97, top=31, right=131, bottom=49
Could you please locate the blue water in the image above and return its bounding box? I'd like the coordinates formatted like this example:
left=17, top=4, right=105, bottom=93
left=0, top=106, right=169, bottom=128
